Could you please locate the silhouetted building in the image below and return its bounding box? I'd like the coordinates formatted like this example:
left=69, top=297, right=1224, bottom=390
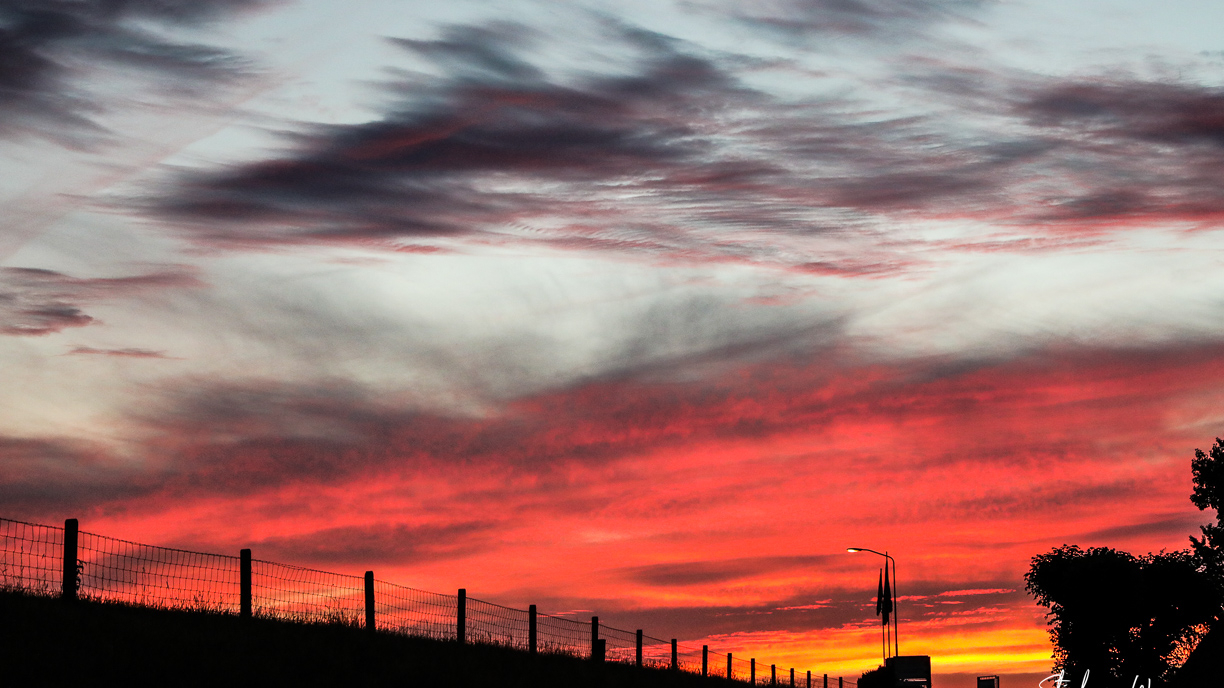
left=977, top=676, right=999, bottom=688
left=857, top=656, right=931, bottom=688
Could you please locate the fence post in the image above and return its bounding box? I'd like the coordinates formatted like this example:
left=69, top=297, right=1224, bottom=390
left=591, top=616, right=599, bottom=660
left=529, top=605, right=537, bottom=655
left=751, top=659, right=756, bottom=684
left=772, top=664, right=777, bottom=686
left=671, top=639, right=678, bottom=670
left=791, top=668, right=795, bottom=687
left=364, top=571, right=375, bottom=632
left=839, top=678, right=843, bottom=688
left=823, top=674, right=828, bottom=688
left=702, top=645, right=708, bottom=676
left=240, top=548, right=251, bottom=618
left=807, top=670, right=811, bottom=688
left=636, top=630, right=643, bottom=667
left=457, top=588, right=466, bottom=644
left=728, top=653, right=733, bottom=680
left=61, top=519, right=78, bottom=601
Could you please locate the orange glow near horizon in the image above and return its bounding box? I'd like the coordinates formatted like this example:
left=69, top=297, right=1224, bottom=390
left=44, top=344, right=1222, bottom=687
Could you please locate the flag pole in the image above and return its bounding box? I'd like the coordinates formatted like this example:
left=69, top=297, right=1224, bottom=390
left=876, top=568, right=886, bottom=662
left=889, top=554, right=898, bottom=657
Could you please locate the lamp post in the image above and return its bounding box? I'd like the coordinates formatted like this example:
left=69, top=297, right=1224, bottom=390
left=847, top=547, right=898, bottom=659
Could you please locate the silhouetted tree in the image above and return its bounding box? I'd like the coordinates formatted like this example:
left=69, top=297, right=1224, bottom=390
left=1025, top=546, right=1215, bottom=683
left=1190, top=438, right=1224, bottom=596
left=1025, top=440, right=1224, bottom=683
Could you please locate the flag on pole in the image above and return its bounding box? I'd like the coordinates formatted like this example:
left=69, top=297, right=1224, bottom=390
left=883, top=564, right=893, bottom=625
left=876, top=569, right=884, bottom=619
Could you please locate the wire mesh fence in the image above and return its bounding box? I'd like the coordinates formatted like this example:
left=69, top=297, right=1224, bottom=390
left=601, top=623, right=639, bottom=665
left=0, top=518, right=63, bottom=595
left=375, top=579, right=458, bottom=640
left=76, top=529, right=242, bottom=612
left=535, top=611, right=590, bottom=657
left=642, top=633, right=674, bottom=669
left=251, top=559, right=364, bottom=625
left=0, top=517, right=857, bottom=687
left=467, top=596, right=531, bottom=649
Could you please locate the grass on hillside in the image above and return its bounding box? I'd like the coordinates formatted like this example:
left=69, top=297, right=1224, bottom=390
left=0, top=590, right=746, bottom=687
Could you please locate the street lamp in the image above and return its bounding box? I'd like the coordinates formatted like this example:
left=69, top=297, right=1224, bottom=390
left=847, top=547, right=899, bottom=658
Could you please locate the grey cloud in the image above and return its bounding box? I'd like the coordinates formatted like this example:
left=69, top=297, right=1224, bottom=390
left=251, top=521, right=502, bottom=566
left=623, top=555, right=839, bottom=587
left=147, top=15, right=1224, bottom=269
left=0, top=0, right=262, bottom=143
left=723, top=0, right=986, bottom=42
left=0, top=266, right=202, bottom=336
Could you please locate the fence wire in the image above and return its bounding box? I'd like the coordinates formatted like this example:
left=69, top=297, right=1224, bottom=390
left=77, top=530, right=241, bottom=612
left=251, top=559, right=364, bottom=625
left=1, top=517, right=858, bottom=686
left=375, top=579, right=457, bottom=640
left=468, top=596, right=531, bottom=649
left=536, top=612, right=590, bottom=657
left=0, top=518, right=62, bottom=595
left=642, top=633, right=673, bottom=669
left=601, top=622, right=639, bottom=665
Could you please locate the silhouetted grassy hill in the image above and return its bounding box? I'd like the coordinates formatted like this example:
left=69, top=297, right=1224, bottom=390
left=1, top=590, right=743, bottom=687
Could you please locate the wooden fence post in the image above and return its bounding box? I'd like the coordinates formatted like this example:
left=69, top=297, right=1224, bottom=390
left=240, top=548, right=251, bottom=618
left=671, top=639, right=677, bottom=670
left=807, top=670, right=811, bottom=688
left=364, top=571, right=375, bottom=632
left=751, top=659, right=756, bottom=684
left=61, top=519, right=78, bottom=601
left=791, top=667, right=795, bottom=687
left=823, top=674, right=828, bottom=688
left=591, top=616, right=599, bottom=660
left=529, top=605, right=537, bottom=655
left=839, top=678, right=843, bottom=688
left=772, top=664, right=777, bottom=686
left=457, top=588, right=466, bottom=644
left=636, top=629, right=643, bottom=667
left=702, top=645, right=708, bottom=676
left=728, top=653, right=733, bottom=681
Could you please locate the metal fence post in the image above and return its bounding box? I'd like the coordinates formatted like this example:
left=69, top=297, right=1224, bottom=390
left=61, top=519, right=78, bottom=601
left=529, top=605, right=537, bottom=655
left=240, top=548, right=251, bottom=618
left=703, top=645, right=708, bottom=676
left=364, top=571, right=375, bottom=632
left=728, top=653, right=733, bottom=680
left=457, top=588, right=466, bottom=644
left=636, top=630, right=643, bottom=667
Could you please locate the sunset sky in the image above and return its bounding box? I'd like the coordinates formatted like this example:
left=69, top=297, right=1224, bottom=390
left=3, top=0, right=1224, bottom=685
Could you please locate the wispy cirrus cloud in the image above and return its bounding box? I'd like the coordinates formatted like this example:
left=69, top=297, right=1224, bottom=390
left=13, top=337, right=1221, bottom=520
left=65, top=346, right=174, bottom=358
left=0, top=0, right=266, bottom=145
left=251, top=520, right=502, bottom=566
left=717, top=0, right=986, bottom=42
left=143, top=16, right=1224, bottom=277
left=0, top=266, right=203, bottom=336
left=625, top=555, right=839, bottom=587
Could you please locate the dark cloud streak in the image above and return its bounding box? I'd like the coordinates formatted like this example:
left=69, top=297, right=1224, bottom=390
left=148, top=17, right=1224, bottom=268
left=0, top=266, right=203, bottom=336
left=0, top=0, right=263, bottom=144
